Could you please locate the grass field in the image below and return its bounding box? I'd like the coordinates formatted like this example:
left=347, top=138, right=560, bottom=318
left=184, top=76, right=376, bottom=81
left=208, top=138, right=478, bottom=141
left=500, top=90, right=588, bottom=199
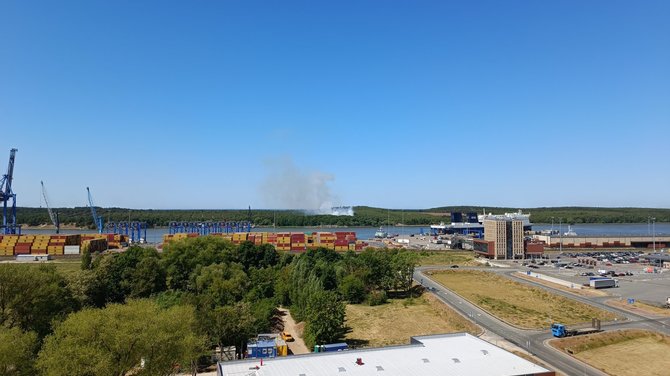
left=416, top=251, right=478, bottom=266
left=551, top=330, right=670, bottom=376
left=606, top=299, right=670, bottom=317
left=515, top=272, right=607, bottom=298
left=345, top=294, right=481, bottom=348
left=430, top=270, right=620, bottom=329
left=0, top=260, right=81, bottom=277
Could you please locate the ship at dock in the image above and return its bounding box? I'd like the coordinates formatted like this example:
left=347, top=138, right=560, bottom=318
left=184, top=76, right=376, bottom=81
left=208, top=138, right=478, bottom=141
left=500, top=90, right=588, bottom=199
left=478, top=210, right=532, bottom=230
left=430, top=210, right=533, bottom=237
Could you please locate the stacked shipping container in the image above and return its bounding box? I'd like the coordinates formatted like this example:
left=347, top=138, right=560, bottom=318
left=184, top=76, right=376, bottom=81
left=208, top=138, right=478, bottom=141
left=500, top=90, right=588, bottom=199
left=0, top=234, right=82, bottom=256
left=161, top=231, right=368, bottom=252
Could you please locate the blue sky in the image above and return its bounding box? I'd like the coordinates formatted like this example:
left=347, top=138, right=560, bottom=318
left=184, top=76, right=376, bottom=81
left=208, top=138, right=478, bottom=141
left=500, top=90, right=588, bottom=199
left=1, top=1, right=668, bottom=209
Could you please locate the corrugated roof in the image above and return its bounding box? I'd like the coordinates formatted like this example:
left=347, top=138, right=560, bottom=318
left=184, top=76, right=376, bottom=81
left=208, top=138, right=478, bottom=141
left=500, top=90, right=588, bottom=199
left=219, top=333, right=551, bottom=376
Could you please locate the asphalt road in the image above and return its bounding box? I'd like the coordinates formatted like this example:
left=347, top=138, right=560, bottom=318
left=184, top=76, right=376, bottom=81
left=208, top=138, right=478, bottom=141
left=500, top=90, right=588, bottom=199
left=413, top=267, right=670, bottom=376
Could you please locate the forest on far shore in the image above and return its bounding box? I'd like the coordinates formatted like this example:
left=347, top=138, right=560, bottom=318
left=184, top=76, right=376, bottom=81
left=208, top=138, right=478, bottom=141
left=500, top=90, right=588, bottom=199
left=15, top=206, right=670, bottom=230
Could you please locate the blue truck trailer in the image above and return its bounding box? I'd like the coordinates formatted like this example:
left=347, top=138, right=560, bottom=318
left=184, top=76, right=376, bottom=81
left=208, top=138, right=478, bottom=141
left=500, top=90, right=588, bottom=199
left=551, top=323, right=602, bottom=338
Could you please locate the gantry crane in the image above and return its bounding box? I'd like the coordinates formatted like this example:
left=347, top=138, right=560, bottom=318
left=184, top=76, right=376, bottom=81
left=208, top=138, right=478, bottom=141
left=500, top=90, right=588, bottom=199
left=41, top=181, right=60, bottom=234
left=0, top=148, right=20, bottom=235
left=86, top=187, right=103, bottom=234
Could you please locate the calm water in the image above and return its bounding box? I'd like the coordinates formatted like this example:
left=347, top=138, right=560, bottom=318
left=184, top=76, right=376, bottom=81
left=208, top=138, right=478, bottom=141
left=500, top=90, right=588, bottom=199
left=20, top=223, right=670, bottom=244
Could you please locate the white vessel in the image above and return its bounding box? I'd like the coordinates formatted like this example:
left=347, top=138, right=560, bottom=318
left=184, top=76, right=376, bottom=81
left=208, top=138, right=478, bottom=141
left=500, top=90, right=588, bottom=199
left=564, top=225, right=577, bottom=236
left=478, top=209, right=532, bottom=228
left=374, top=227, right=388, bottom=238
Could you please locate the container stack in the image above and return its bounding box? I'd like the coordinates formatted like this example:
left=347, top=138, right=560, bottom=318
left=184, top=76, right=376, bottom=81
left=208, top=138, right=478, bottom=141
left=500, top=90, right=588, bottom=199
left=12, top=235, right=33, bottom=255
left=159, top=231, right=362, bottom=252
left=81, top=237, right=107, bottom=253
left=315, top=232, right=336, bottom=250
left=290, top=233, right=306, bottom=252
left=163, top=233, right=189, bottom=244
left=231, top=232, right=248, bottom=244
left=31, top=235, right=50, bottom=254
left=275, top=233, right=291, bottom=251
left=0, top=235, right=17, bottom=256
left=106, top=234, right=128, bottom=249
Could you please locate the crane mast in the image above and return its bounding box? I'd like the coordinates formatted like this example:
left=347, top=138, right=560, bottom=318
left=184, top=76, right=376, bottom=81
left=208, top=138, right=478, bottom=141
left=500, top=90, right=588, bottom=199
left=41, top=181, right=60, bottom=234
left=86, top=187, right=103, bottom=234
left=1, top=148, right=20, bottom=235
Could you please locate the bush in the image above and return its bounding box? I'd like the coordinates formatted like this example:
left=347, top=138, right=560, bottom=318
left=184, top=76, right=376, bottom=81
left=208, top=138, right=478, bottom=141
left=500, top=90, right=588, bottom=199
left=367, top=290, right=387, bottom=306
left=339, top=275, right=366, bottom=304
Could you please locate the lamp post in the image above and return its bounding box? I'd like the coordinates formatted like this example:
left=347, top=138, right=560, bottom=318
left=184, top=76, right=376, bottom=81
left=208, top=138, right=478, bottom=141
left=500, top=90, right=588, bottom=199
left=559, top=218, right=563, bottom=253
left=652, top=217, right=656, bottom=252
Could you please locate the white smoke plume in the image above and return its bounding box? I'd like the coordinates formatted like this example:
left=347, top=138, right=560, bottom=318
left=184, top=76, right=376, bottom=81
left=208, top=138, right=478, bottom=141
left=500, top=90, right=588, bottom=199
left=260, top=156, right=354, bottom=216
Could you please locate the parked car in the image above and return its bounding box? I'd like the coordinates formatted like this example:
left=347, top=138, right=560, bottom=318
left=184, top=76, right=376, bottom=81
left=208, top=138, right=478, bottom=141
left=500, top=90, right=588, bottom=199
left=281, top=332, right=294, bottom=342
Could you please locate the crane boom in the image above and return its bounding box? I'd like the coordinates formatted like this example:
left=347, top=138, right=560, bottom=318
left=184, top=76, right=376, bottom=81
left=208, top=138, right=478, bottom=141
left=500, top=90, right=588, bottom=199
left=1, top=148, right=17, bottom=198
left=86, top=187, right=103, bottom=233
left=1, top=148, right=19, bottom=234
left=41, top=181, right=60, bottom=234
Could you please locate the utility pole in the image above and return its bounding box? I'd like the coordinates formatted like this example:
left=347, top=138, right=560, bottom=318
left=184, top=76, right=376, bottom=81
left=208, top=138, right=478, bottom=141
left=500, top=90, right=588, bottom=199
left=652, top=217, right=656, bottom=252
left=559, top=218, right=563, bottom=253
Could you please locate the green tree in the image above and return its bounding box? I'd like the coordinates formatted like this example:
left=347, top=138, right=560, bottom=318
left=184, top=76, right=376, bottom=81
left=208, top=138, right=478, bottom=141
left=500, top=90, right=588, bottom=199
left=194, top=263, right=249, bottom=307
left=129, top=257, right=166, bottom=298
left=391, top=251, right=418, bottom=292
left=0, top=264, right=76, bottom=339
left=302, top=290, right=345, bottom=348
left=37, top=300, right=206, bottom=376
left=357, top=249, right=393, bottom=291
left=80, top=245, right=92, bottom=270
left=338, top=274, right=366, bottom=304
left=162, top=237, right=236, bottom=291
left=203, top=303, right=255, bottom=359
left=0, top=326, right=37, bottom=376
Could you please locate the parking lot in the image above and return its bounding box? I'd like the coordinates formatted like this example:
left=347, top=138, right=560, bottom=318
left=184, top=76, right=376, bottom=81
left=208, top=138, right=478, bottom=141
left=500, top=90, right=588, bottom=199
left=503, top=252, right=670, bottom=305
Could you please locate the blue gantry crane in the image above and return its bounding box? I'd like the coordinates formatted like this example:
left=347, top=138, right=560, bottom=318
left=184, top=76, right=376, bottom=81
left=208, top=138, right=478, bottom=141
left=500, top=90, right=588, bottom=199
left=41, top=180, right=60, bottom=234
left=1, top=148, right=20, bottom=235
left=86, top=187, right=103, bottom=234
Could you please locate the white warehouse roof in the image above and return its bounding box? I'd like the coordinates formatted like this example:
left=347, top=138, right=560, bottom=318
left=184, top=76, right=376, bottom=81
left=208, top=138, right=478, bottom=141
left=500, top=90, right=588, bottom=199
left=217, top=333, right=553, bottom=376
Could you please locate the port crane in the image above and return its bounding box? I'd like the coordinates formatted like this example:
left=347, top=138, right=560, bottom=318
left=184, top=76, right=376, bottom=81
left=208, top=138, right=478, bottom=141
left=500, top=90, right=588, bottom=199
left=0, top=148, right=20, bottom=235
left=86, top=187, right=103, bottom=234
left=41, top=181, right=60, bottom=234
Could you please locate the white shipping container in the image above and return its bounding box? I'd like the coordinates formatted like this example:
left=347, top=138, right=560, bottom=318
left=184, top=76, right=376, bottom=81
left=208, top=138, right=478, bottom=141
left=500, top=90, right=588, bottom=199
left=64, top=245, right=80, bottom=255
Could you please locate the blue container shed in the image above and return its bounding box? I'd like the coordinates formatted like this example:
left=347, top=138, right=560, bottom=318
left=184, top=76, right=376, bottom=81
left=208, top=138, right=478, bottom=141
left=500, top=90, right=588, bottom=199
left=247, top=338, right=277, bottom=358
left=314, top=343, right=349, bottom=353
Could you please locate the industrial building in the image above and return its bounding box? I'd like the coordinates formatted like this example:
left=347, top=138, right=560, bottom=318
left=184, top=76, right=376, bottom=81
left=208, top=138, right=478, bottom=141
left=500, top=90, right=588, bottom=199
left=217, top=333, right=554, bottom=376
left=532, top=234, right=669, bottom=249
left=473, top=219, right=525, bottom=259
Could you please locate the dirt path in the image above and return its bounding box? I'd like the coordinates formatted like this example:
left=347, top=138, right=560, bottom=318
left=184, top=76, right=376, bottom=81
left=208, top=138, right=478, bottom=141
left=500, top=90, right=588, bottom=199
left=279, top=307, right=310, bottom=355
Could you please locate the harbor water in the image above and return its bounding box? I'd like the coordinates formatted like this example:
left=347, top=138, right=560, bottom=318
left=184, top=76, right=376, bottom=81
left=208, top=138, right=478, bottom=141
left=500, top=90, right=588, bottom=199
left=20, top=223, right=670, bottom=244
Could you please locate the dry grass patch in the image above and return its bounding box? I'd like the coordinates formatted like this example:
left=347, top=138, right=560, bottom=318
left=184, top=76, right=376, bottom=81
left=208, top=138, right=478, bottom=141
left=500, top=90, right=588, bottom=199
left=345, top=294, right=480, bottom=348
left=431, top=270, right=620, bottom=329
left=551, top=330, right=670, bottom=376
left=606, top=299, right=670, bottom=317
left=416, top=251, right=478, bottom=266
left=515, top=272, right=607, bottom=298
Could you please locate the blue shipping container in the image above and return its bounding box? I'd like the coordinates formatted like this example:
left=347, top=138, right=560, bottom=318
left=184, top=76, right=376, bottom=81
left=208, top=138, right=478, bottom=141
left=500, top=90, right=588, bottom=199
left=322, top=343, right=348, bottom=352
left=247, top=339, right=277, bottom=358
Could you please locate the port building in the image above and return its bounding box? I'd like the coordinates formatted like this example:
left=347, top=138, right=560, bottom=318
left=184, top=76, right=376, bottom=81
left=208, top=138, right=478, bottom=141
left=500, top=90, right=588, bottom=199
left=532, top=234, right=670, bottom=249
left=217, top=333, right=554, bottom=376
left=473, top=219, right=525, bottom=259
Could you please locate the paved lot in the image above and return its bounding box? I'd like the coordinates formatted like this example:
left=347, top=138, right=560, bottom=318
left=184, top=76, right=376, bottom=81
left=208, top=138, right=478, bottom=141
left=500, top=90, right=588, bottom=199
left=417, top=264, right=670, bottom=376
left=500, top=259, right=670, bottom=305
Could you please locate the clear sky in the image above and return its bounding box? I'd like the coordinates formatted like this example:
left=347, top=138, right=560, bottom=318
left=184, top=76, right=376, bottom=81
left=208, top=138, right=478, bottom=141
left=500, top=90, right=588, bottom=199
left=1, top=1, right=668, bottom=210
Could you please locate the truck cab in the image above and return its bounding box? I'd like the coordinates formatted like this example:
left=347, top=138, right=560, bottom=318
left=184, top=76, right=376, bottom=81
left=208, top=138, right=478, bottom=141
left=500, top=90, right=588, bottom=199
left=551, top=323, right=567, bottom=337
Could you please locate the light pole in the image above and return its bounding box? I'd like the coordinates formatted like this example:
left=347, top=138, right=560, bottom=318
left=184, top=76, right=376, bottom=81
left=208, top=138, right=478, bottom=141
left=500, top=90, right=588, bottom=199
left=652, top=217, right=656, bottom=252
left=559, top=218, right=563, bottom=253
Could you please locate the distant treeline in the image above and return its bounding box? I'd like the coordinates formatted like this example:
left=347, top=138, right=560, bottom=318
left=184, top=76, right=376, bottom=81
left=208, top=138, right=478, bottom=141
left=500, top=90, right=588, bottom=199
left=15, top=206, right=670, bottom=229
